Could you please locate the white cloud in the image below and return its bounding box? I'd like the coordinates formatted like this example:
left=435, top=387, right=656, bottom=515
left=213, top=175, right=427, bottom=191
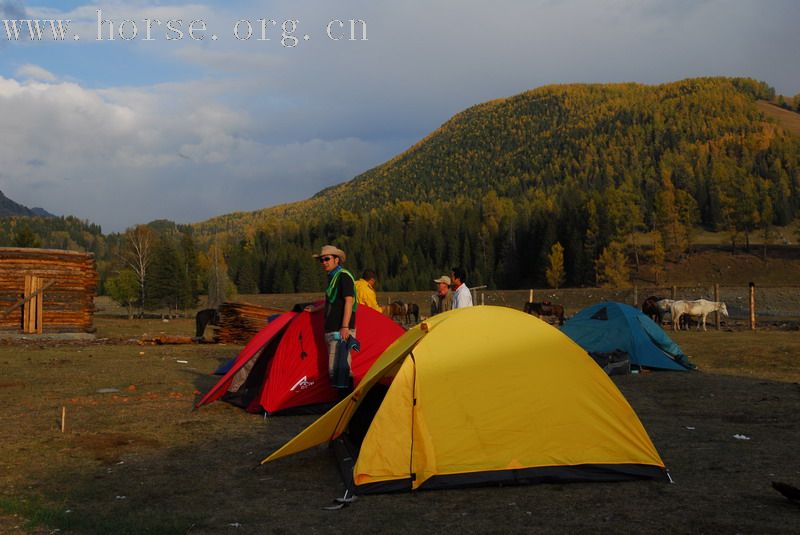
left=0, top=74, right=393, bottom=231
left=14, top=64, right=57, bottom=82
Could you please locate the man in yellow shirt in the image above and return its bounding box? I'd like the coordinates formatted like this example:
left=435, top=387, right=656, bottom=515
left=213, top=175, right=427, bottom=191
left=355, top=269, right=382, bottom=312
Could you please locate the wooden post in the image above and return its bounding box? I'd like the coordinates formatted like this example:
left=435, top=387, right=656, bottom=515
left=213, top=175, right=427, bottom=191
left=714, top=283, right=720, bottom=331
left=633, top=285, right=638, bottom=306
left=671, top=285, right=677, bottom=300
left=23, top=275, right=32, bottom=332
left=36, top=277, right=44, bottom=334
left=61, top=406, right=66, bottom=433
left=749, top=282, right=756, bottom=331
left=528, top=289, right=534, bottom=303
left=22, top=276, right=46, bottom=334
left=481, top=293, right=485, bottom=305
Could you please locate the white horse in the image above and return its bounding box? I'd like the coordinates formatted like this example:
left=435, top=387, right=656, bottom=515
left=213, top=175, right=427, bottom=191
left=671, top=299, right=729, bottom=331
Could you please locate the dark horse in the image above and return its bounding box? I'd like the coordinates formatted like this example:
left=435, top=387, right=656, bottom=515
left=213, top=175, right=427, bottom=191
left=523, top=301, right=565, bottom=325
left=195, top=308, right=220, bottom=340
left=641, top=296, right=664, bottom=323
left=405, top=302, right=420, bottom=324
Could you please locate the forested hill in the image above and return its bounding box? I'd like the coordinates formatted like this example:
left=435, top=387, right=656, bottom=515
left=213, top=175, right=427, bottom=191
left=185, top=77, right=800, bottom=292
left=198, top=77, right=798, bottom=228
left=310, top=78, right=786, bottom=215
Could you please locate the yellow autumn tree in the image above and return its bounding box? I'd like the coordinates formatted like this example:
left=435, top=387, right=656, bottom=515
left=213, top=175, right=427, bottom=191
left=545, top=242, right=566, bottom=289
left=596, top=241, right=630, bottom=288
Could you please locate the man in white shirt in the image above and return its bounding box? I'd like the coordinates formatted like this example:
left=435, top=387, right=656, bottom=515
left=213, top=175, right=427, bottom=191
left=451, top=266, right=473, bottom=309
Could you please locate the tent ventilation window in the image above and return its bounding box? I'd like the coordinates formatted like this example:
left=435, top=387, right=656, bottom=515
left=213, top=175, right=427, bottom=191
left=590, top=307, right=608, bottom=321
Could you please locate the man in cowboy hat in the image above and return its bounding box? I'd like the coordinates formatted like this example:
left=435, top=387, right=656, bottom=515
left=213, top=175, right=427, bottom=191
left=430, top=275, right=453, bottom=316
left=308, top=245, right=357, bottom=384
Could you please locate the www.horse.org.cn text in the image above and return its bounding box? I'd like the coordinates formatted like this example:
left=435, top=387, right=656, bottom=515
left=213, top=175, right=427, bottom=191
left=1, top=9, right=368, bottom=47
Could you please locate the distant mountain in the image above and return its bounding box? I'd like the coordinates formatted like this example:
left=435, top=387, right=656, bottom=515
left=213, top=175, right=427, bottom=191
left=0, top=190, right=54, bottom=218
left=30, top=206, right=53, bottom=217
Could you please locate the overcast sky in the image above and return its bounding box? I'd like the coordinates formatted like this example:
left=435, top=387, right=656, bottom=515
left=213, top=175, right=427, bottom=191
left=1, top=0, right=798, bottom=232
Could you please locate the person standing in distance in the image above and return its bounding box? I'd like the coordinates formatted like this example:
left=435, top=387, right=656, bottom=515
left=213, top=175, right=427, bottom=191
left=430, top=275, right=454, bottom=316
left=307, top=245, right=357, bottom=381
left=451, top=266, right=473, bottom=309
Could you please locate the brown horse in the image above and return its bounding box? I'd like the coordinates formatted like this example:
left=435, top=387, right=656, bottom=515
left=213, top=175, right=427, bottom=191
left=383, top=301, right=420, bottom=325
left=523, top=301, right=565, bottom=325
left=641, top=296, right=664, bottom=323
left=384, top=301, right=407, bottom=323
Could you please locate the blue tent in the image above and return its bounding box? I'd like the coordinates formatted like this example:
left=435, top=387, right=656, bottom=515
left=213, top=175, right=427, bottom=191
left=561, top=302, right=693, bottom=371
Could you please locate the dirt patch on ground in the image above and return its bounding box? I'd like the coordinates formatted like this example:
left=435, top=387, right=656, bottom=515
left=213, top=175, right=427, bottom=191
left=69, top=432, right=162, bottom=465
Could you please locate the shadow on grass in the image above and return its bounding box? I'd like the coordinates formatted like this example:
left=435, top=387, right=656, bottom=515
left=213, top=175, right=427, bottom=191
left=4, top=372, right=800, bottom=534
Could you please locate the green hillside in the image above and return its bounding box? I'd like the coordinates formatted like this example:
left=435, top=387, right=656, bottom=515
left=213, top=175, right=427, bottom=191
left=187, top=77, right=800, bottom=291
left=196, top=77, right=798, bottom=231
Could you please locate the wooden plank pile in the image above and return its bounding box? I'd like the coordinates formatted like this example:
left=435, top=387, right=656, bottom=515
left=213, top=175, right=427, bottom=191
left=138, top=335, right=196, bottom=346
left=214, top=301, right=285, bottom=343
left=0, top=247, right=98, bottom=334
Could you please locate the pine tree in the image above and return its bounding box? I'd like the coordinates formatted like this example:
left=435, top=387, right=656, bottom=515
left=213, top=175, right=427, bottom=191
left=276, top=270, right=295, bottom=293
left=13, top=225, right=42, bottom=248
left=650, top=232, right=666, bottom=285
left=655, top=171, right=689, bottom=260
left=146, top=238, right=190, bottom=315
left=758, top=179, right=775, bottom=260
left=583, top=199, right=600, bottom=284
left=180, top=233, right=200, bottom=307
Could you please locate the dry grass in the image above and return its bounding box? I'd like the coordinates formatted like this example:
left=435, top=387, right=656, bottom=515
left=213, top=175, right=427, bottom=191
left=673, top=330, right=800, bottom=382
left=757, top=100, right=800, bottom=136
left=1, top=315, right=799, bottom=533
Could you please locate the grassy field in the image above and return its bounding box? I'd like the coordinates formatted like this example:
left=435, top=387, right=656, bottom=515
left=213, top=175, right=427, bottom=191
left=1, top=314, right=799, bottom=534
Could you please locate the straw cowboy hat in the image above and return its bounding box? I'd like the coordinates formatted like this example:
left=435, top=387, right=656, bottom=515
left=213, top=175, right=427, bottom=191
left=313, top=245, right=346, bottom=263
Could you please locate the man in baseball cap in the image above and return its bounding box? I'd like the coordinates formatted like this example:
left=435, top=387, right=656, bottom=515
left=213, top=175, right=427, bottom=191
left=430, top=275, right=453, bottom=316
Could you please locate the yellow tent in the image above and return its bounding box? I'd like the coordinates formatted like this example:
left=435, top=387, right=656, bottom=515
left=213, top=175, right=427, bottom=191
left=263, top=306, right=668, bottom=492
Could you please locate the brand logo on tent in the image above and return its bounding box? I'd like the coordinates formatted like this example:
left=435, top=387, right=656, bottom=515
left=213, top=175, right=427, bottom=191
left=290, top=376, right=315, bottom=392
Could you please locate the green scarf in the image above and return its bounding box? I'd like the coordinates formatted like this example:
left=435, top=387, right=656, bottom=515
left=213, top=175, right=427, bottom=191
left=325, top=267, right=357, bottom=311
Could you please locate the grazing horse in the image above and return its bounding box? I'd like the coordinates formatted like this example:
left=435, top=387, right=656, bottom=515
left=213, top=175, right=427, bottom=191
left=671, top=299, right=729, bottom=331
left=382, top=301, right=408, bottom=322
left=195, top=308, right=220, bottom=339
left=523, top=301, right=565, bottom=326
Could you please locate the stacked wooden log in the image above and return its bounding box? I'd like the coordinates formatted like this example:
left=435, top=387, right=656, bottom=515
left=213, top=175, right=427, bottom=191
left=214, top=301, right=285, bottom=343
left=0, top=247, right=97, bottom=333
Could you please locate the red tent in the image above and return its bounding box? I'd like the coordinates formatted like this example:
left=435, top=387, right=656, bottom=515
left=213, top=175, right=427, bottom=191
left=195, top=305, right=405, bottom=414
